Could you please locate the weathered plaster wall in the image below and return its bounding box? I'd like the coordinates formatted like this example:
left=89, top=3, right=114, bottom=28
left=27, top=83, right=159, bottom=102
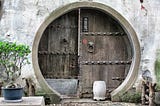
left=0, top=0, right=160, bottom=90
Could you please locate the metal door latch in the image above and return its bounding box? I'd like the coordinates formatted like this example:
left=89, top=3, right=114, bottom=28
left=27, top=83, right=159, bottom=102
left=87, top=41, right=94, bottom=53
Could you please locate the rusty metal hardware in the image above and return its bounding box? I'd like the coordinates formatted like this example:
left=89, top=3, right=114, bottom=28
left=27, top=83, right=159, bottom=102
left=81, top=32, right=125, bottom=36
left=69, top=64, right=76, bottom=68
left=50, top=25, right=77, bottom=29
left=112, top=77, right=124, bottom=81
left=38, top=51, right=77, bottom=55
left=80, top=60, right=132, bottom=65
left=87, top=41, right=94, bottom=53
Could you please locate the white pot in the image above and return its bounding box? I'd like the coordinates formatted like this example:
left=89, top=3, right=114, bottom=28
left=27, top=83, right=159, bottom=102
left=93, top=81, right=106, bottom=100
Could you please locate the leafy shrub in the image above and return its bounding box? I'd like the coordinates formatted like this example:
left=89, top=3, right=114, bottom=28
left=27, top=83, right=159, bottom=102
left=0, top=41, right=31, bottom=87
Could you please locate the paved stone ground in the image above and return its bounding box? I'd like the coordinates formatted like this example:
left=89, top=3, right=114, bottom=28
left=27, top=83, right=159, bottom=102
left=46, top=99, right=141, bottom=106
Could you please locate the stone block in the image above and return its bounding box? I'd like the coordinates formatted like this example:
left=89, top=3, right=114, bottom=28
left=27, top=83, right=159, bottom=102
left=0, top=96, right=45, bottom=106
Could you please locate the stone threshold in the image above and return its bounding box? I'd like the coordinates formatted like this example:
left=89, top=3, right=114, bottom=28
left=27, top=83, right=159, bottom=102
left=46, top=99, right=141, bottom=106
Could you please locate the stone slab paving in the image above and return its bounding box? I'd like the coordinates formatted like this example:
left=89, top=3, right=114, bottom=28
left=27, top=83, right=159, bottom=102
left=46, top=99, right=141, bottom=106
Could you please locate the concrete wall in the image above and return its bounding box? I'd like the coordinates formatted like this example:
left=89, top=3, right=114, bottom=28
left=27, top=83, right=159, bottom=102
left=0, top=0, right=160, bottom=92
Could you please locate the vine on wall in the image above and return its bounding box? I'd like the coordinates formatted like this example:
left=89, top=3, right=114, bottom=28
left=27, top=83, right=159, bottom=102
left=140, top=0, right=148, bottom=16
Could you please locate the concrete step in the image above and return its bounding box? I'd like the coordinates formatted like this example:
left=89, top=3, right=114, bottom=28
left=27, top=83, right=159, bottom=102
left=46, top=99, right=141, bottom=106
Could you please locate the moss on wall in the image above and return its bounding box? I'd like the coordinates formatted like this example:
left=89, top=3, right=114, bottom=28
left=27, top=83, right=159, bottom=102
left=120, top=92, right=141, bottom=103
left=35, top=90, right=61, bottom=104
left=112, top=89, right=141, bottom=103
left=155, top=50, right=160, bottom=89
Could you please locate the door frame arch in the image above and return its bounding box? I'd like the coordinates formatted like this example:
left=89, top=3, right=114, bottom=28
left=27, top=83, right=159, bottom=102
left=32, top=1, right=140, bottom=100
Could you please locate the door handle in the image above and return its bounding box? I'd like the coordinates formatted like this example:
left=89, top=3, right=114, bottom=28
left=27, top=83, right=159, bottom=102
left=88, top=41, right=94, bottom=53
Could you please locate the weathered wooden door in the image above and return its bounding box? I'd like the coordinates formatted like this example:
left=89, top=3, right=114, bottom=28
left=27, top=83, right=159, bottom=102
left=38, top=10, right=78, bottom=79
left=38, top=8, right=132, bottom=97
left=79, top=9, right=132, bottom=97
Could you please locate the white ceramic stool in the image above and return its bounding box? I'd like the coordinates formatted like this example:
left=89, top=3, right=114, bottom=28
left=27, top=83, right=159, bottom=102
left=93, top=81, right=106, bottom=101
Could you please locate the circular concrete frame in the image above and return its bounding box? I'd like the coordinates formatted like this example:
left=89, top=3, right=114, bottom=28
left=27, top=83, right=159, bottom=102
left=32, top=1, right=141, bottom=100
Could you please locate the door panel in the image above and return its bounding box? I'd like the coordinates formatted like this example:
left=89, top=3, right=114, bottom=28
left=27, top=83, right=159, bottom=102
left=79, top=9, right=132, bottom=97
left=38, top=11, right=78, bottom=79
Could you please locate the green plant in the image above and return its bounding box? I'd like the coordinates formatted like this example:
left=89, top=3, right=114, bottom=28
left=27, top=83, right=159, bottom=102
left=155, top=51, right=160, bottom=91
left=121, top=92, right=141, bottom=103
left=0, top=41, right=31, bottom=88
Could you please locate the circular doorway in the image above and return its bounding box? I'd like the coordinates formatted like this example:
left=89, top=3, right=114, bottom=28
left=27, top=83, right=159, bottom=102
left=32, top=2, right=140, bottom=101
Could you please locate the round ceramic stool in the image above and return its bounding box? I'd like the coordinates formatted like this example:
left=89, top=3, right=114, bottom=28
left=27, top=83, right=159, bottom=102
left=93, top=81, right=106, bottom=101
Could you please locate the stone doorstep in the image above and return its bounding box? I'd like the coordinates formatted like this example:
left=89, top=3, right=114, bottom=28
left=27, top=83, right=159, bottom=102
left=46, top=99, right=141, bottom=106
left=0, top=96, right=45, bottom=106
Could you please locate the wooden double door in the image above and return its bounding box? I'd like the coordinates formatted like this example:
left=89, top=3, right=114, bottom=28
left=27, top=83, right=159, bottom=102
left=38, top=8, right=132, bottom=97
